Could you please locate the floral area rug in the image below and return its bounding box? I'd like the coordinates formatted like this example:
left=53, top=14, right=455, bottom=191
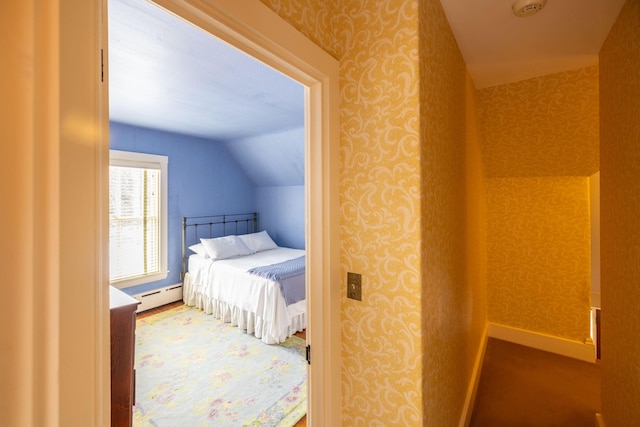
left=132, top=305, right=306, bottom=426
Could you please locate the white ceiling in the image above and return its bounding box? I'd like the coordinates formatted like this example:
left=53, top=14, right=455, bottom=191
left=440, top=0, right=626, bottom=89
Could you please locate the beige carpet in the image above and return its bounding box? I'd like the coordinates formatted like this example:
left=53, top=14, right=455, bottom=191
left=470, top=338, right=601, bottom=426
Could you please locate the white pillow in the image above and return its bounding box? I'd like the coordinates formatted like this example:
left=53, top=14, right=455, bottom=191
left=188, top=243, right=208, bottom=257
left=238, top=230, right=278, bottom=253
left=200, top=235, right=251, bottom=260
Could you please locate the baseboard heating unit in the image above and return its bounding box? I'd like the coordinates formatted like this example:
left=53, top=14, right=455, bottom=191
left=132, top=283, right=183, bottom=313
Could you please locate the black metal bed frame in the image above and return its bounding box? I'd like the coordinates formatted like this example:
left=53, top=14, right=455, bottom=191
left=181, top=212, right=258, bottom=280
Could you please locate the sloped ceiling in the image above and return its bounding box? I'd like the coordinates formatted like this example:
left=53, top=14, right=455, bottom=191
left=438, top=0, right=623, bottom=178
left=440, top=0, right=626, bottom=89
left=108, top=0, right=305, bottom=186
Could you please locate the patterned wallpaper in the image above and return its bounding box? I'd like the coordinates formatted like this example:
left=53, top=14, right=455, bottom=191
left=599, top=0, right=640, bottom=425
left=419, top=1, right=482, bottom=425
left=478, top=66, right=598, bottom=344
left=478, top=66, right=599, bottom=178
left=258, top=0, right=339, bottom=58
left=259, top=0, right=486, bottom=425
left=338, top=1, right=423, bottom=424
left=486, top=177, right=591, bottom=341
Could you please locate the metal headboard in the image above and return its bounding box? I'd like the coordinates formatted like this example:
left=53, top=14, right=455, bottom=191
left=181, top=212, right=258, bottom=280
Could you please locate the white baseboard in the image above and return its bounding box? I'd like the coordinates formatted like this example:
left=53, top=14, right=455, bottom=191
left=132, top=283, right=183, bottom=313
left=459, top=323, right=489, bottom=427
left=488, top=323, right=595, bottom=363
left=595, top=412, right=605, bottom=427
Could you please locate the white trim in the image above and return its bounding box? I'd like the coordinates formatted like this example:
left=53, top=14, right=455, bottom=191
left=595, top=412, right=606, bottom=427
left=108, top=149, right=169, bottom=288
left=110, top=150, right=168, bottom=170
left=590, top=307, right=599, bottom=352
left=488, top=323, right=596, bottom=363
left=123, top=1, right=342, bottom=424
left=459, top=323, right=489, bottom=427
left=60, top=0, right=110, bottom=423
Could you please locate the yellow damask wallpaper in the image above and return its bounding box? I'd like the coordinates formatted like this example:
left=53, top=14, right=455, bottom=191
left=261, top=0, right=425, bottom=423
left=478, top=66, right=598, bottom=344
left=338, top=1, right=423, bottom=424
left=419, top=0, right=484, bottom=425
left=260, top=0, right=486, bottom=425
left=599, top=0, right=640, bottom=424
left=478, top=66, right=599, bottom=178
left=258, top=0, right=339, bottom=58
left=486, top=177, right=591, bottom=341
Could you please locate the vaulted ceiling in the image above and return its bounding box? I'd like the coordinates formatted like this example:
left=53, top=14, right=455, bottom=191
left=108, top=0, right=305, bottom=186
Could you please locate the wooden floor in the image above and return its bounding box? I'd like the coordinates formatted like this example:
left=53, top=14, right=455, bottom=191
left=136, top=300, right=183, bottom=319
left=137, top=301, right=307, bottom=426
left=470, top=338, right=600, bottom=426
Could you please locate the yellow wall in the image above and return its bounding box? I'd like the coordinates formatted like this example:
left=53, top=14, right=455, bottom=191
left=465, top=71, right=488, bottom=375
left=599, top=0, right=640, bottom=424
left=258, top=0, right=339, bottom=59
left=478, top=68, right=598, bottom=342
left=419, top=1, right=486, bottom=424
left=486, top=177, right=591, bottom=340
left=261, top=0, right=487, bottom=424
left=338, top=1, right=423, bottom=423
left=478, top=66, right=599, bottom=179
left=9, top=0, right=639, bottom=424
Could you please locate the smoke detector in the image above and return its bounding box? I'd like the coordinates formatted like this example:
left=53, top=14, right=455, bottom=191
left=512, top=0, right=547, bottom=17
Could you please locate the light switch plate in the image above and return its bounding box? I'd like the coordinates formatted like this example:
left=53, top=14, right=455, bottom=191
left=347, top=272, right=362, bottom=301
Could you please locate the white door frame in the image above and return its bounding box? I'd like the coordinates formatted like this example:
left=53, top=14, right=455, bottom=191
left=104, top=0, right=342, bottom=424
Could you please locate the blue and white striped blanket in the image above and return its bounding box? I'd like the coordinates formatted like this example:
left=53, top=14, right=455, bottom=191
left=247, top=255, right=305, bottom=305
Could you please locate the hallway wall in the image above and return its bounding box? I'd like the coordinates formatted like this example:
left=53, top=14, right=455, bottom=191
left=486, top=176, right=591, bottom=341
left=478, top=67, right=598, bottom=344
left=259, top=0, right=488, bottom=425
left=599, top=0, right=640, bottom=424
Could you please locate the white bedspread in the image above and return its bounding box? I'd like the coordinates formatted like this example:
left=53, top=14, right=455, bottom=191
left=183, top=247, right=306, bottom=344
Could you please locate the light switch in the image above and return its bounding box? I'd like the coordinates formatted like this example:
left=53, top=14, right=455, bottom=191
left=347, top=272, right=362, bottom=301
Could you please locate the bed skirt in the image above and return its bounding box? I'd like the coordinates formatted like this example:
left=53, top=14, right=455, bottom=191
left=183, top=272, right=306, bottom=344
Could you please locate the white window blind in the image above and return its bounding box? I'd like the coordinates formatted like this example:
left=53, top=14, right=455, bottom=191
left=109, top=150, right=168, bottom=287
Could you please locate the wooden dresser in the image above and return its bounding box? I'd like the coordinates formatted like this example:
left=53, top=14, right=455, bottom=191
left=110, top=286, right=140, bottom=427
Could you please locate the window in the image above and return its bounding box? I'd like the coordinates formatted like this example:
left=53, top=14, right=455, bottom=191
left=109, top=150, right=168, bottom=287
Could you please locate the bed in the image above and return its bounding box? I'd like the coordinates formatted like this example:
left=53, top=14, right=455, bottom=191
left=181, top=213, right=306, bottom=344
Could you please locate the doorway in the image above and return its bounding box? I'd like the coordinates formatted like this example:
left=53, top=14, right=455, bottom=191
left=102, top=0, right=341, bottom=424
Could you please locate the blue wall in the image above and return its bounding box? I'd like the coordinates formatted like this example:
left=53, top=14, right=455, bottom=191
left=256, top=186, right=305, bottom=249
left=110, top=122, right=256, bottom=295
left=110, top=122, right=307, bottom=296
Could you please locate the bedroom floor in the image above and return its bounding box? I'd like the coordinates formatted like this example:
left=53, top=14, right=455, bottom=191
left=137, top=301, right=307, bottom=426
